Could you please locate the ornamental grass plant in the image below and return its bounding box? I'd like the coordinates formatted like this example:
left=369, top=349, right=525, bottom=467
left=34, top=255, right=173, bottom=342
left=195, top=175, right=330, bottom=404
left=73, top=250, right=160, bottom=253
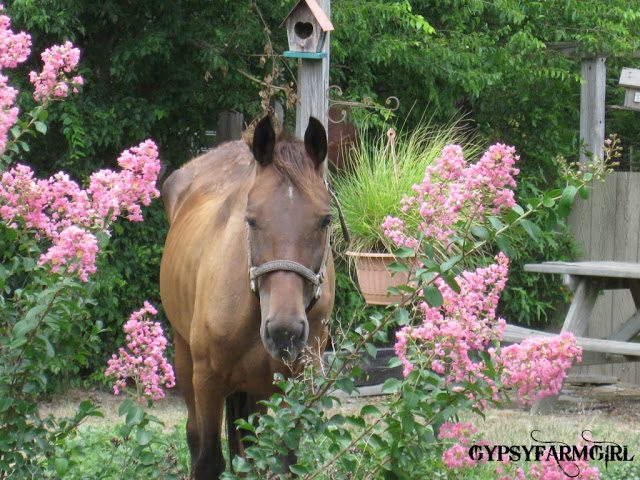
left=330, top=119, right=482, bottom=255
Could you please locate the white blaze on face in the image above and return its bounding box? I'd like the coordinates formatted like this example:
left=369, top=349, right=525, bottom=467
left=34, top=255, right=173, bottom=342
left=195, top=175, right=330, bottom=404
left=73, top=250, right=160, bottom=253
left=288, top=185, right=295, bottom=201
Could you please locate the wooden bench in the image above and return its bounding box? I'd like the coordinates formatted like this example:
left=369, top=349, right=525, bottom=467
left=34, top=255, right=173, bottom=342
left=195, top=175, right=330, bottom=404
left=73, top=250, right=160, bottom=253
left=510, top=261, right=640, bottom=414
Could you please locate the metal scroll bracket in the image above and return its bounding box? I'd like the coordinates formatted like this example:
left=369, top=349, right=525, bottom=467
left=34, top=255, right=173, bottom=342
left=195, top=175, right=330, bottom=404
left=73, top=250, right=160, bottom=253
left=327, top=85, right=400, bottom=124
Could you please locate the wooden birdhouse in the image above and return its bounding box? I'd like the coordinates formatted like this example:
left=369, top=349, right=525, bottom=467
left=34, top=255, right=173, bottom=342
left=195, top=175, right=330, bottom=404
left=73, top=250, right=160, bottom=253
left=281, top=0, right=334, bottom=59
left=619, top=67, right=640, bottom=111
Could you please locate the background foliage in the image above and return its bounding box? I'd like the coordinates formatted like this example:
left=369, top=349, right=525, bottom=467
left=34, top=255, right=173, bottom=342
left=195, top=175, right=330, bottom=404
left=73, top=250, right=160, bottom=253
left=4, top=0, right=640, bottom=376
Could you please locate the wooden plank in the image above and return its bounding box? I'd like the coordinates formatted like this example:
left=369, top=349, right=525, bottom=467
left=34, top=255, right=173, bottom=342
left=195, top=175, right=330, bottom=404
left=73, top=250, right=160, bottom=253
left=588, top=177, right=618, bottom=378
left=565, top=374, right=618, bottom=384
left=614, top=173, right=640, bottom=383
left=579, top=58, right=606, bottom=164
left=502, top=324, right=640, bottom=356
left=608, top=310, right=640, bottom=342
left=619, top=67, right=640, bottom=88
left=561, top=280, right=598, bottom=336
left=524, top=261, right=640, bottom=279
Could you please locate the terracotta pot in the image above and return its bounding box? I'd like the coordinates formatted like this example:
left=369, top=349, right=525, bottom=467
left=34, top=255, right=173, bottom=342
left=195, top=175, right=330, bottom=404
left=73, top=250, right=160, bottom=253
left=346, top=251, right=411, bottom=305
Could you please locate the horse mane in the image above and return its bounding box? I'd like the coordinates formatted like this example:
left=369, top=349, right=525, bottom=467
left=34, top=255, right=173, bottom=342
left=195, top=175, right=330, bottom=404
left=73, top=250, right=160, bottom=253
left=269, top=132, right=321, bottom=195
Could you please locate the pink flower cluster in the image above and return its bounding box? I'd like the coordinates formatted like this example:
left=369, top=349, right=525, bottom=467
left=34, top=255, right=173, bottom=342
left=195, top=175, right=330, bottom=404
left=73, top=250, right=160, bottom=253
left=526, top=451, right=599, bottom=480
left=0, top=8, right=30, bottom=69
left=28, top=40, right=83, bottom=102
left=105, top=302, right=176, bottom=401
left=0, top=6, right=31, bottom=152
left=492, top=332, right=582, bottom=405
left=395, top=253, right=510, bottom=385
left=383, top=143, right=520, bottom=247
left=0, top=140, right=161, bottom=281
left=394, top=253, right=582, bottom=408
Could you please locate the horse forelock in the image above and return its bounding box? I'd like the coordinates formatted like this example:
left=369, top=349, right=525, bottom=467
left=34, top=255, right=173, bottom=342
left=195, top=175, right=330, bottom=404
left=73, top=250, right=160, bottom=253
left=268, top=133, right=323, bottom=197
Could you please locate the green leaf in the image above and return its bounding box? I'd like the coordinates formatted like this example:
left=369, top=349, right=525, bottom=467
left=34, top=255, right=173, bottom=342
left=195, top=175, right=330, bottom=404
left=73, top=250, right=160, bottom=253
left=440, top=255, right=461, bottom=272
left=578, top=185, right=589, bottom=199
left=387, top=261, right=409, bottom=272
left=557, top=185, right=578, bottom=218
left=393, top=246, right=415, bottom=258
left=381, top=378, right=402, bottom=394
left=364, top=342, right=378, bottom=359
left=289, top=464, right=311, bottom=476
left=136, top=428, right=153, bottom=446
left=118, top=398, right=134, bottom=416
left=469, top=225, right=490, bottom=240
left=519, top=218, right=542, bottom=242
left=36, top=333, right=56, bottom=358
left=422, top=285, right=443, bottom=307
left=34, top=121, right=47, bottom=135
left=126, top=405, right=144, bottom=427
left=441, top=273, right=461, bottom=293
left=545, top=210, right=558, bottom=231
left=55, top=458, right=69, bottom=476
left=488, top=216, right=505, bottom=231
left=495, top=235, right=516, bottom=259
left=542, top=194, right=555, bottom=208
left=361, top=405, right=382, bottom=417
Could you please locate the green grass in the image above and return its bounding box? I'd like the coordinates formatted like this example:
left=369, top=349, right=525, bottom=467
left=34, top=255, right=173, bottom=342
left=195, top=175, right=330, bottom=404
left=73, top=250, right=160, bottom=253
left=60, top=423, right=190, bottom=479
left=50, top=400, right=639, bottom=479
left=331, top=119, right=481, bottom=254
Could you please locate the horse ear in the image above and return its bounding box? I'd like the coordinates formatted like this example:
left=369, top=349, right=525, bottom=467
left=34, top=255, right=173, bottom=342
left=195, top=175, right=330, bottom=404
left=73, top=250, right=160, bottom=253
left=252, top=116, right=276, bottom=166
left=304, top=117, right=327, bottom=170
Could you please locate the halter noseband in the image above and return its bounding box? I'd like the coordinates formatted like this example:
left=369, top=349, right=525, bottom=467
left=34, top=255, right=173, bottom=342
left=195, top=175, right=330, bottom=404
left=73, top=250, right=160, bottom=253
left=246, top=222, right=332, bottom=312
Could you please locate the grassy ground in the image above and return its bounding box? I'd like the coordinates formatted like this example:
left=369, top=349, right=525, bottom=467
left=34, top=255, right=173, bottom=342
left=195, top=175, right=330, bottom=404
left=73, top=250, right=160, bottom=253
left=41, top=382, right=640, bottom=479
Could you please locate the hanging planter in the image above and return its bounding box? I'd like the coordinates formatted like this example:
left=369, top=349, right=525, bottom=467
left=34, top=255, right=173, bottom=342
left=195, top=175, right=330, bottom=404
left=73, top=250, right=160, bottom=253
left=346, top=251, right=411, bottom=305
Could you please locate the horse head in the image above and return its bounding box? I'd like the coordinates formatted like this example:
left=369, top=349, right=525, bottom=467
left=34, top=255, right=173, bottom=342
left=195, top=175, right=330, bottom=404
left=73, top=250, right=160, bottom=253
left=245, top=116, right=331, bottom=362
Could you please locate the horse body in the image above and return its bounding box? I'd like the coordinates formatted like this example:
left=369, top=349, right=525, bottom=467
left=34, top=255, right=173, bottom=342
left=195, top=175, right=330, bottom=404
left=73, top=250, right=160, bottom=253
left=160, top=117, right=335, bottom=479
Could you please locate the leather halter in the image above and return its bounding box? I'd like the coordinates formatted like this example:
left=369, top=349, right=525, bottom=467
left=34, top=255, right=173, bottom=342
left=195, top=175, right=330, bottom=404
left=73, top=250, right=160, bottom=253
left=246, top=221, right=332, bottom=312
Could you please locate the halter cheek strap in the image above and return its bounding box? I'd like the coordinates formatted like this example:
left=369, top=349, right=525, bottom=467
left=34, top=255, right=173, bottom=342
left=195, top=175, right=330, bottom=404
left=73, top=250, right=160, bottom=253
left=246, top=222, right=332, bottom=311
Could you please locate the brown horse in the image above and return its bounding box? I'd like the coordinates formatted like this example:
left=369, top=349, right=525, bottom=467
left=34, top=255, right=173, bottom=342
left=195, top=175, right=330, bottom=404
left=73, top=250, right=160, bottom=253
left=160, top=116, right=335, bottom=479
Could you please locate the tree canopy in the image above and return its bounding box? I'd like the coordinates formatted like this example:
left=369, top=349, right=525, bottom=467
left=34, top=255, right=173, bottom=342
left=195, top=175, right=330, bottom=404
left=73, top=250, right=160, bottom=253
left=5, top=0, right=640, bottom=174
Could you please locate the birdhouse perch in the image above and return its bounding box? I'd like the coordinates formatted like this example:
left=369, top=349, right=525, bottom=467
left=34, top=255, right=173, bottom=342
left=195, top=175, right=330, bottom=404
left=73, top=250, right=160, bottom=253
left=281, top=0, right=334, bottom=59
left=619, top=67, right=640, bottom=111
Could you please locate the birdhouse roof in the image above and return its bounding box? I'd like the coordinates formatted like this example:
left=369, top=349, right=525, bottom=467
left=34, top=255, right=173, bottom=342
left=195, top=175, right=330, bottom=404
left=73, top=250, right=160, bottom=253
left=619, top=67, right=640, bottom=89
left=280, top=0, right=334, bottom=32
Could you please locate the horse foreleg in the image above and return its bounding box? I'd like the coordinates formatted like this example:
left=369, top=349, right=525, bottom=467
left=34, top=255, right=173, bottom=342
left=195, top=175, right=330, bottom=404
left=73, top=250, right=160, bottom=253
left=193, top=365, right=227, bottom=480
left=174, top=334, right=199, bottom=470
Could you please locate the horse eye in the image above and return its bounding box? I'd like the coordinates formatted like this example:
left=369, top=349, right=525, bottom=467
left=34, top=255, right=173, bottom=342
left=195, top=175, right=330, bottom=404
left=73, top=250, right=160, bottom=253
left=319, top=215, right=332, bottom=229
left=246, top=217, right=258, bottom=228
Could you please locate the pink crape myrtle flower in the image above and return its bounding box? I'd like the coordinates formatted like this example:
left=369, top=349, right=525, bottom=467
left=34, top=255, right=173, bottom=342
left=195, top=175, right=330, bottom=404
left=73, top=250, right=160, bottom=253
left=0, top=140, right=161, bottom=281
left=28, top=40, right=83, bottom=103
left=37, top=225, right=98, bottom=281
left=492, top=332, right=582, bottom=405
left=0, top=9, right=31, bottom=69
left=394, top=253, right=510, bottom=398
left=393, top=252, right=582, bottom=408
left=383, top=143, right=520, bottom=249
left=0, top=6, right=31, bottom=152
left=105, top=302, right=176, bottom=401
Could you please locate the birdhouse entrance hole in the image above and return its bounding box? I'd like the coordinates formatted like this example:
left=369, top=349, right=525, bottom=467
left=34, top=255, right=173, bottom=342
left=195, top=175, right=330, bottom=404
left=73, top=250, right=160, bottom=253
left=295, top=22, right=314, bottom=39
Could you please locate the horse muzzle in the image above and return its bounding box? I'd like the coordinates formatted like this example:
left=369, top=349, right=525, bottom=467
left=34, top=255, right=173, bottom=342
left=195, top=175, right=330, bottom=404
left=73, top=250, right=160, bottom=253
left=261, top=315, right=309, bottom=362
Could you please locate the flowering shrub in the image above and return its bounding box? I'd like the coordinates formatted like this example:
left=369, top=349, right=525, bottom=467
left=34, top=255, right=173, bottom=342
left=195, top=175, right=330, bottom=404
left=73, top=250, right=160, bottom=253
left=0, top=5, right=178, bottom=478
left=105, top=302, right=176, bottom=402
left=222, top=137, right=614, bottom=480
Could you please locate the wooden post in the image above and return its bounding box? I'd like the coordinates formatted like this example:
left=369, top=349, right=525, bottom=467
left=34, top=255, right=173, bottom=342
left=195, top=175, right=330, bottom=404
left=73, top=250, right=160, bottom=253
left=295, top=0, right=330, bottom=160
left=217, top=112, right=244, bottom=143
left=580, top=58, right=606, bottom=164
